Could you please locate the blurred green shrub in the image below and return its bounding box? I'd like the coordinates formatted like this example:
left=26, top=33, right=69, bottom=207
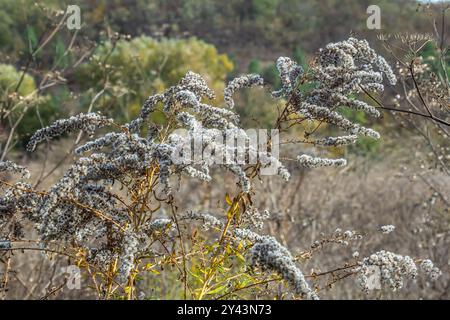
left=339, top=106, right=380, bottom=157
left=0, top=64, right=59, bottom=148
left=0, top=64, right=35, bottom=95
left=420, top=42, right=450, bottom=77
left=0, top=0, right=62, bottom=58
left=76, top=36, right=234, bottom=122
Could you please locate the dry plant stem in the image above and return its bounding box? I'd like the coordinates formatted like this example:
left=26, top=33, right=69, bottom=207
left=216, top=277, right=283, bottom=300
left=1, top=247, right=126, bottom=295
left=126, top=272, right=135, bottom=300
left=158, top=239, right=193, bottom=297
left=360, top=86, right=450, bottom=127
left=433, top=4, right=449, bottom=92
left=105, top=257, right=118, bottom=299
left=169, top=201, right=189, bottom=299
left=197, top=193, right=243, bottom=300
left=1, top=12, right=69, bottom=161
left=1, top=256, right=11, bottom=300
left=216, top=263, right=358, bottom=300
left=39, top=279, right=68, bottom=300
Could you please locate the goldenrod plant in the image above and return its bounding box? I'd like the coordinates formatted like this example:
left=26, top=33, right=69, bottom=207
left=0, top=37, right=442, bottom=300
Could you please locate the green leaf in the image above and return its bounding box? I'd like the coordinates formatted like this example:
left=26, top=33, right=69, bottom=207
left=207, top=285, right=227, bottom=295
left=26, top=26, right=38, bottom=53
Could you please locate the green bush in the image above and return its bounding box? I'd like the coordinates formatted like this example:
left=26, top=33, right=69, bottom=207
left=76, top=36, right=234, bottom=122
left=0, top=64, right=60, bottom=148
left=0, top=0, right=61, bottom=57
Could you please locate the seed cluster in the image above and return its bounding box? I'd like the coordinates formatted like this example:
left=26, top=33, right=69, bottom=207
left=274, top=38, right=398, bottom=164
left=248, top=235, right=319, bottom=300
left=0, top=160, right=30, bottom=179
left=297, top=154, right=347, bottom=168
left=354, top=250, right=441, bottom=293
left=224, top=74, right=264, bottom=109
left=27, top=113, right=113, bottom=152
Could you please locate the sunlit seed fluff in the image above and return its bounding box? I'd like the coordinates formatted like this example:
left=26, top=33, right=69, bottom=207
left=176, top=112, right=201, bottom=131
left=277, top=166, right=291, bottom=181
left=234, top=228, right=316, bottom=298
left=380, top=225, right=395, bottom=234
left=272, top=57, right=303, bottom=98
left=297, top=154, right=347, bottom=168
left=181, top=211, right=224, bottom=231
left=224, top=74, right=264, bottom=109
left=126, top=93, right=164, bottom=133
left=117, top=232, right=140, bottom=283
left=248, top=235, right=318, bottom=300
left=256, top=151, right=291, bottom=181
left=145, top=218, right=175, bottom=234
left=0, top=161, right=30, bottom=179
left=75, top=132, right=123, bottom=155
left=27, top=113, right=113, bottom=151
left=420, top=259, right=442, bottom=281
left=299, top=102, right=381, bottom=139
left=180, top=71, right=215, bottom=100
left=241, top=208, right=270, bottom=230
left=334, top=93, right=381, bottom=117
left=355, top=250, right=418, bottom=293
left=376, top=56, right=397, bottom=85
left=292, top=37, right=393, bottom=158
left=174, top=90, right=199, bottom=108
left=201, top=104, right=239, bottom=122
left=233, top=228, right=263, bottom=243
left=227, top=164, right=251, bottom=193
left=183, top=165, right=211, bottom=182
left=313, top=135, right=358, bottom=147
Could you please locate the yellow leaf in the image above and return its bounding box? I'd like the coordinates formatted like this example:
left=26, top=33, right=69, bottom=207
left=124, top=286, right=132, bottom=294
left=145, top=263, right=154, bottom=270
left=225, top=193, right=233, bottom=206
left=236, top=252, right=246, bottom=263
